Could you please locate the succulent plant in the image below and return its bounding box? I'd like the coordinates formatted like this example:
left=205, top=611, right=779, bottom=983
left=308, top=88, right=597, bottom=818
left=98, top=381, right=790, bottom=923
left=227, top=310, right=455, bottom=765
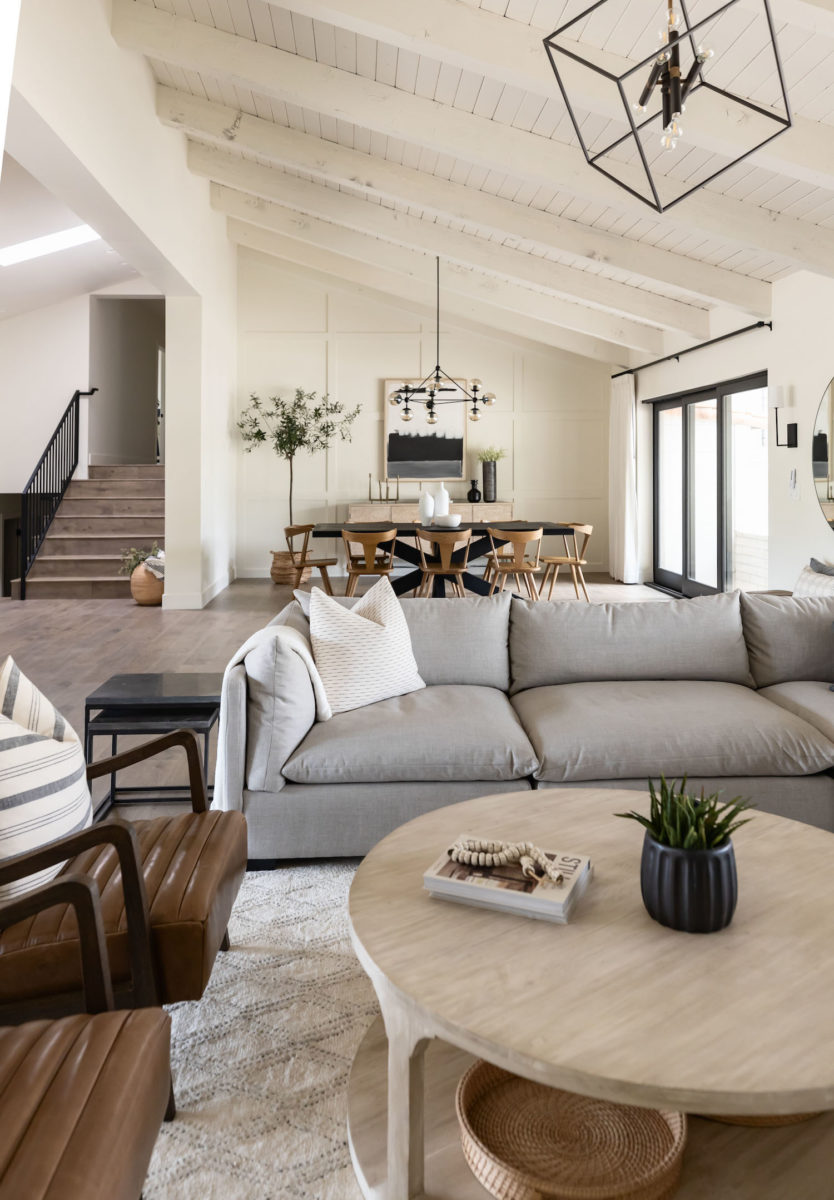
left=616, top=775, right=753, bottom=850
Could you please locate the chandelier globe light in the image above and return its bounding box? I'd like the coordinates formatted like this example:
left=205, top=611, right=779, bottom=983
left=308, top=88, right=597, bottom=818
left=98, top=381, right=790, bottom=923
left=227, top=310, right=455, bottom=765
left=388, top=258, right=496, bottom=424
left=543, top=0, right=791, bottom=214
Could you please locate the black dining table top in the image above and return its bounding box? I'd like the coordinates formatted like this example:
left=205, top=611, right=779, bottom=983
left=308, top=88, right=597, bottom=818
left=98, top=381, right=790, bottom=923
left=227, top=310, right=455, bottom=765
left=312, top=520, right=576, bottom=536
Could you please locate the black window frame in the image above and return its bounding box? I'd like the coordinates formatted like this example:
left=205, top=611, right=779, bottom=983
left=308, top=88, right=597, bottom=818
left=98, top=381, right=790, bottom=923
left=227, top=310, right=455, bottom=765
left=648, top=371, right=768, bottom=597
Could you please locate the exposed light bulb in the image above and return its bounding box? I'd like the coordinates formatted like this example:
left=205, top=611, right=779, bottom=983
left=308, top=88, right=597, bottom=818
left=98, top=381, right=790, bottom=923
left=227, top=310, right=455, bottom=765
left=697, top=44, right=714, bottom=62
left=427, top=413, right=438, bottom=425
left=471, top=379, right=482, bottom=389
left=667, top=7, right=682, bottom=28
left=660, top=133, right=678, bottom=151
left=632, top=101, right=647, bottom=113
left=402, top=409, right=413, bottom=422
left=388, top=390, right=402, bottom=404
left=469, top=409, right=481, bottom=422
left=483, top=394, right=496, bottom=406
left=666, top=119, right=683, bottom=138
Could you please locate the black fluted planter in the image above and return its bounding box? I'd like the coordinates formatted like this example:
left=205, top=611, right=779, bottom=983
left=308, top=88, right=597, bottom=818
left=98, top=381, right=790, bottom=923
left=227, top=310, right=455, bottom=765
left=640, top=833, right=737, bottom=934
left=482, top=461, right=497, bottom=503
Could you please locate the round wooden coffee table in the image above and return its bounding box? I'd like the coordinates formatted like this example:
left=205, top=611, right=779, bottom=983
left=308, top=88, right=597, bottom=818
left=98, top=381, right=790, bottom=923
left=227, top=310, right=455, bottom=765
left=347, top=788, right=834, bottom=1199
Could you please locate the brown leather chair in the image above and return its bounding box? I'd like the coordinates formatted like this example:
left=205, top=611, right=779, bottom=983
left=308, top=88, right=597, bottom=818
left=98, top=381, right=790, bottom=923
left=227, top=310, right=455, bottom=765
left=0, top=876, right=172, bottom=1200
left=0, top=730, right=247, bottom=1021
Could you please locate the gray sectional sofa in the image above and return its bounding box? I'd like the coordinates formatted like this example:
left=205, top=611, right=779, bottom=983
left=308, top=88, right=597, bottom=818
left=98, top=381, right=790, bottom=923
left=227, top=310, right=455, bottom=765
left=214, top=590, right=834, bottom=859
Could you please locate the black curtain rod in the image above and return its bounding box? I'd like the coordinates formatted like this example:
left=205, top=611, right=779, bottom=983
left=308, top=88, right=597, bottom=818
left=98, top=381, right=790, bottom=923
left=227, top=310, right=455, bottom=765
left=611, top=320, right=772, bottom=379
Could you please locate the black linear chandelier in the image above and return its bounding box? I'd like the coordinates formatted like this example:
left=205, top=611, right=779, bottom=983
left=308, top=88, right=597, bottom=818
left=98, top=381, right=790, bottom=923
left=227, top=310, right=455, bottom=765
left=388, top=257, right=496, bottom=424
left=543, top=0, right=792, bottom=213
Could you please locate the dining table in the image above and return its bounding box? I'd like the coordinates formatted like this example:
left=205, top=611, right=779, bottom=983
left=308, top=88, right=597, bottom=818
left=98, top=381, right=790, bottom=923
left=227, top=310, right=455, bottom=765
left=311, top=520, right=577, bottom=597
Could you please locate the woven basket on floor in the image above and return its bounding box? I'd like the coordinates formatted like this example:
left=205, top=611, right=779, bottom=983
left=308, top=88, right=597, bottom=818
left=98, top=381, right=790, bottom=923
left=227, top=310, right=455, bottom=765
left=269, top=551, right=312, bottom=586
left=455, top=1061, right=687, bottom=1200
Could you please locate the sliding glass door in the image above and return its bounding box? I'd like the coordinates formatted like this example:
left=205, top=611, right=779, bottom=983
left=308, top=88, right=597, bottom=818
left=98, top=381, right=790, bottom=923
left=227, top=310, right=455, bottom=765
left=652, top=373, right=767, bottom=595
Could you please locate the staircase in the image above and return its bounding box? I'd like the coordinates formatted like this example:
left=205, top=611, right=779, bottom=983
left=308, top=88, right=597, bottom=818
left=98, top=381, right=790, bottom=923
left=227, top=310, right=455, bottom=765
left=16, top=466, right=165, bottom=598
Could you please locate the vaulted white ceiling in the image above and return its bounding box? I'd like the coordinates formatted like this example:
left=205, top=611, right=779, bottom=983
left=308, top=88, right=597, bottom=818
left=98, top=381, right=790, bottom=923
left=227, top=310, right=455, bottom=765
left=112, top=0, right=834, bottom=363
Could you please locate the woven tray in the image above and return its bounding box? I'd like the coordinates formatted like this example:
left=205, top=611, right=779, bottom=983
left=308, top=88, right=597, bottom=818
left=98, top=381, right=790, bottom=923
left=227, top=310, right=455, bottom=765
left=456, top=1061, right=687, bottom=1200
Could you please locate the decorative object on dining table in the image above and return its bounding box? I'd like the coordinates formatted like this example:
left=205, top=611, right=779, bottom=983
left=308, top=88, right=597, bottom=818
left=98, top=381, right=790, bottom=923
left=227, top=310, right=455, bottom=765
left=467, top=479, right=482, bottom=503
left=433, top=480, right=450, bottom=517
left=119, top=542, right=164, bottom=606
left=478, top=446, right=506, bottom=504
left=617, top=775, right=753, bottom=934
left=433, top=513, right=461, bottom=528
left=418, top=487, right=435, bottom=525
left=424, top=832, right=592, bottom=924
left=237, top=388, right=360, bottom=524
left=387, top=257, right=496, bottom=425
left=456, top=1059, right=687, bottom=1200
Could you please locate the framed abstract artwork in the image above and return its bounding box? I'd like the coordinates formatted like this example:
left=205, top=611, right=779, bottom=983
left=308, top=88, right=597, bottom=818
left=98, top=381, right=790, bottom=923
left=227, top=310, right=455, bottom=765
left=383, top=378, right=467, bottom=481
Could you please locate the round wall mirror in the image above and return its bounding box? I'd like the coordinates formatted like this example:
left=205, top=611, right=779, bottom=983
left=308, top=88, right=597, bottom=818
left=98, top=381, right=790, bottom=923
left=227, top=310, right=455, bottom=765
left=813, top=378, right=834, bottom=528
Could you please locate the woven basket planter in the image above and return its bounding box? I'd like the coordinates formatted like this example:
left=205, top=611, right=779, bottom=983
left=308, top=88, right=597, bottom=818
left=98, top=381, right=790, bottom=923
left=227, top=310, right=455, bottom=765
left=269, top=551, right=312, bottom=587
left=130, top=563, right=163, bottom=606
left=456, top=1061, right=686, bottom=1200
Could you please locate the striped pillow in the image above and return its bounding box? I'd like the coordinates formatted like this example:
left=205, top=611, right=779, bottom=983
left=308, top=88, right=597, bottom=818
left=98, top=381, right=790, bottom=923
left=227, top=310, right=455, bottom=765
left=0, top=658, right=92, bottom=899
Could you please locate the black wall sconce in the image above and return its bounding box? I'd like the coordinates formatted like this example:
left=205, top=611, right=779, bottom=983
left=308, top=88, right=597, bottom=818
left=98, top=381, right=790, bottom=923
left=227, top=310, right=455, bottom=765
left=770, top=388, right=797, bottom=448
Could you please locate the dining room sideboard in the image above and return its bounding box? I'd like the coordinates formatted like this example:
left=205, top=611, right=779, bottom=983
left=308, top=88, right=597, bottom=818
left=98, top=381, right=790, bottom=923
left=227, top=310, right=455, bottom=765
left=347, top=501, right=514, bottom=522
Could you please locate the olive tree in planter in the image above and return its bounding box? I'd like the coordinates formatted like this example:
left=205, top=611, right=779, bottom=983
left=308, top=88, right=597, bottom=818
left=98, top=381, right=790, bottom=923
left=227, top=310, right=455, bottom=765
left=238, top=388, right=360, bottom=583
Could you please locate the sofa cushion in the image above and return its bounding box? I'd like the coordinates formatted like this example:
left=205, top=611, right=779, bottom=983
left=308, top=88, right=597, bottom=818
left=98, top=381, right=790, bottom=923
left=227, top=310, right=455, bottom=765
left=283, top=685, right=538, bottom=783
left=740, top=593, right=834, bottom=687
left=310, top=578, right=425, bottom=714
left=244, top=633, right=316, bottom=792
left=511, top=680, right=834, bottom=782
left=793, top=565, right=834, bottom=597
left=509, top=592, right=753, bottom=694
left=293, top=591, right=512, bottom=690
left=759, top=681, right=834, bottom=744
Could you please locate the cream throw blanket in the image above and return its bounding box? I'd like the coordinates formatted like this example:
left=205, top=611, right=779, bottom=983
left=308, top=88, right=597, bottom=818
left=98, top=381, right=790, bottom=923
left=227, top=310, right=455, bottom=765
left=212, top=624, right=331, bottom=811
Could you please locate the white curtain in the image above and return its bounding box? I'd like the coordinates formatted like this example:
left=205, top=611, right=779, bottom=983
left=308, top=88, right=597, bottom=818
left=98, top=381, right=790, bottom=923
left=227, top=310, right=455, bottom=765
left=608, top=374, right=640, bottom=583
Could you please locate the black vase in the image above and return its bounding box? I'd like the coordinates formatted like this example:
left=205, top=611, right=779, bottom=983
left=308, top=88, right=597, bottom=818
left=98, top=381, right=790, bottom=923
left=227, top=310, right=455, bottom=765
left=466, top=479, right=482, bottom=503
left=640, top=833, right=737, bottom=934
left=482, top=461, right=497, bottom=503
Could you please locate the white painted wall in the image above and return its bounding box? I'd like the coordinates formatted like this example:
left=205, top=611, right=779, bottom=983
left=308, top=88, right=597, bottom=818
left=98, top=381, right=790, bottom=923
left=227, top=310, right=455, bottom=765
left=89, top=297, right=164, bottom=465
left=236, top=248, right=611, bottom=577
left=635, top=274, right=834, bottom=591
left=10, top=0, right=237, bottom=608
left=0, top=294, right=90, bottom=491
left=0, top=2, right=21, bottom=188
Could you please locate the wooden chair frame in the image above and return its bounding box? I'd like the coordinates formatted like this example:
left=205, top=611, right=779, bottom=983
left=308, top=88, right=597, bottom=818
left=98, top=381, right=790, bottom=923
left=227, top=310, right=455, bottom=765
left=341, top=528, right=397, bottom=597
left=0, top=729, right=221, bottom=1024
left=284, top=523, right=337, bottom=595
left=485, top=528, right=543, bottom=600
left=540, top=524, right=594, bottom=601
left=414, top=527, right=472, bottom=598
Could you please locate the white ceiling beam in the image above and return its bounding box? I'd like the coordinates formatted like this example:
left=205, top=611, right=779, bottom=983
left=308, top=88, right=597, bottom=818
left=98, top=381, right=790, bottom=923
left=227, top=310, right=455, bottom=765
left=158, top=87, right=771, bottom=316
left=191, top=142, right=708, bottom=338
left=229, top=218, right=629, bottom=365
left=217, top=186, right=666, bottom=352
left=277, top=0, right=834, bottom=193
left=111, top=3, right=834, bottom=275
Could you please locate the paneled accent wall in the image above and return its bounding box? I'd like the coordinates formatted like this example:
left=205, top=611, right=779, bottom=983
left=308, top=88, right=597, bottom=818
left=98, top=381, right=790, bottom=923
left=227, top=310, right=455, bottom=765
left=236, top=248, right=612, bottom=576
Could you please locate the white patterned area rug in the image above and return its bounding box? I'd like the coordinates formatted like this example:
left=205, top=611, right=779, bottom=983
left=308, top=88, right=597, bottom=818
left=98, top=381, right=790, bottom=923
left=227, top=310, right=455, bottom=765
left=145, top=864, right=378, bottom=1200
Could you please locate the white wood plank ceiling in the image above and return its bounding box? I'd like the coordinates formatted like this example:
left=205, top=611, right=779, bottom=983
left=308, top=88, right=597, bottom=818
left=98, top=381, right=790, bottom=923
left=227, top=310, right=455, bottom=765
left=112, top=0, right=834, bottom=362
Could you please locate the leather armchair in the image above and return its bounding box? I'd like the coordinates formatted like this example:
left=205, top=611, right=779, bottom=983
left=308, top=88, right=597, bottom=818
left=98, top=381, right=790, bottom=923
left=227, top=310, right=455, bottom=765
left=0, top=729, right=247, bottom=1021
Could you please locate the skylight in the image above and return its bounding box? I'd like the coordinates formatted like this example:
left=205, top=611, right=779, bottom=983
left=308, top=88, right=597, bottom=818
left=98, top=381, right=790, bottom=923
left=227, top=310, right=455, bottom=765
left=0, top=224, right=101, bottom=267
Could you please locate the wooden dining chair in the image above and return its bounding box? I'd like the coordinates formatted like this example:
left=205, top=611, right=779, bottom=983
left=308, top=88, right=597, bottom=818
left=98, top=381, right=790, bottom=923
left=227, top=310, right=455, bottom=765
left=414, top=527, right=473, bottom=598
left=341, top=527, right=398, bottom=596
left=485, top=527, right=543, bottom=600
left=540, top=523, right=594, bottom=601
left=284, top=524, right=338, bottom=594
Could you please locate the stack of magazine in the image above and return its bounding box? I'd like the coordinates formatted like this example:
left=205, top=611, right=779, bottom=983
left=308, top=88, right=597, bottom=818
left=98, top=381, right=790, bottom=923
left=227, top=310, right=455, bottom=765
left=423, top=835, right=592, bottom=924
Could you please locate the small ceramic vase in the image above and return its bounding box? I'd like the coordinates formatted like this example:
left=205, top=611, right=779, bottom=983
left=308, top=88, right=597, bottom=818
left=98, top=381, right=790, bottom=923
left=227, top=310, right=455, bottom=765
left=467, top=479, right=482, bottom=503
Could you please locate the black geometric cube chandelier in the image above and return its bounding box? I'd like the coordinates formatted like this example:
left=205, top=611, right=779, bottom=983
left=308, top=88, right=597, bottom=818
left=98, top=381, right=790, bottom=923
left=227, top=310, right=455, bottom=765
left=543, top=0, right=792, bottom=214
left=388, top=257, right=496, bottom=424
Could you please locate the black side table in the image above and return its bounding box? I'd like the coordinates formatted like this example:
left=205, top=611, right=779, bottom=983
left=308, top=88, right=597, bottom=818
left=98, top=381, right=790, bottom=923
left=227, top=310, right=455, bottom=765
left=84, top=673, right=222, bottom=819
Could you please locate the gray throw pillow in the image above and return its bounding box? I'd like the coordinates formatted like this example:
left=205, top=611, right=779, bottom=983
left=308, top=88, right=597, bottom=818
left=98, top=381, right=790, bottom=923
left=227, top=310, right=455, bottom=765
left=810, top=557, right=834, bottom=576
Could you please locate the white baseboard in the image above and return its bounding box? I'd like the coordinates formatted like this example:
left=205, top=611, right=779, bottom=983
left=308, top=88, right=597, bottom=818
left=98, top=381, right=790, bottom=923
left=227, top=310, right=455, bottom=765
left=161, top=591, right=204, bottom=610
left=202, top=569, right=232, bottom=607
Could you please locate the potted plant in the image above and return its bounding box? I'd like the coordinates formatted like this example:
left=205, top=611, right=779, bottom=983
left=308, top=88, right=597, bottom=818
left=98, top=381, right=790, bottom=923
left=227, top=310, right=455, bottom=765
left=617, top=776, right=753, bottom=933
left=120, top=543, right=163, bottom=606
left=476, top=446, right=507, bottom=503
left=238, top=388, right=360, bottom=584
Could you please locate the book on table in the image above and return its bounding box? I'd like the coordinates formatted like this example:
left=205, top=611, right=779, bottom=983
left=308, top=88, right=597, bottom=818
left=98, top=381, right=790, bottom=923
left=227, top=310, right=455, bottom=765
left=423, top=836, right=592, bottom=924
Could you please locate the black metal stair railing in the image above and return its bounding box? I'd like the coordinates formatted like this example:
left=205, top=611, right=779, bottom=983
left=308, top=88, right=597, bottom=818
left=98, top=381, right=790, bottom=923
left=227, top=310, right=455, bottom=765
left=19, top=388, right=97, bottom=600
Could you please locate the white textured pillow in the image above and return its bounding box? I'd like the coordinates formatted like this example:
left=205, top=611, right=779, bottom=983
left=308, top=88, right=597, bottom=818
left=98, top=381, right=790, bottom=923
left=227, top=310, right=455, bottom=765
left=309, top=577, right=425, bottom=715
left=0, top=657, right=92, bottom=899
left=793, top=565, right=834, bottom=597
